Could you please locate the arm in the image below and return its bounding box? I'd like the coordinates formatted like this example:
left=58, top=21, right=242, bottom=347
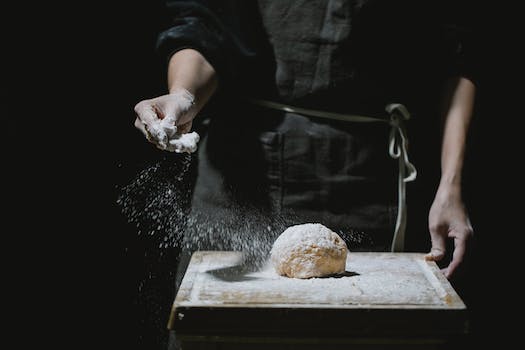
left=165, top=48, right=218, bottom=132
left=426, top=76, right=475, bottom=279
left=134, top=49, right=217, bottom=150
left=134, top=0, right=246, bottom=151
left=167, top=48, right=218, bottom=106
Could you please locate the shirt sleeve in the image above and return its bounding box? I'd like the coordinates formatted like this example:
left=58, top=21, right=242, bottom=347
left=440, top=2, right=480, bottom=86
left=155, top=0, right=259, bottom=89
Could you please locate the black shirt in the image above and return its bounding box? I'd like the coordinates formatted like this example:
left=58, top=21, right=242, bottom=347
left=156, top=0, right=477, bottom=116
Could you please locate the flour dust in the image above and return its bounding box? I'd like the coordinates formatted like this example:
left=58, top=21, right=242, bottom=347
left=116, top=154, right=374, bottom=267
left=116, top=154, right=194, bottom=247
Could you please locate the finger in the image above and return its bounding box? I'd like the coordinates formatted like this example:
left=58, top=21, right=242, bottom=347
left=134, top=102, right=167, bottom=142
left=134, top=117, right=161, bottom=146
left=177, top=121, right=193, bottom=134
left=134, top=117, right=149, bottom=137
left=134, top=101, right=158, bottom=125
left=444, top=236, right=467, bottom=279
left=136, top=109, right=169, bottom=147
left=425, top=226, right=447, bottom=262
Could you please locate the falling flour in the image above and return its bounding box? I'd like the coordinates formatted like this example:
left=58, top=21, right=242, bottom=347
left=116, top=154, right=292, bottom=266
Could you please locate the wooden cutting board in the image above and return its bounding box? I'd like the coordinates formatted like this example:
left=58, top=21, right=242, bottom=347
left=168, top=251, right=467, bottom=338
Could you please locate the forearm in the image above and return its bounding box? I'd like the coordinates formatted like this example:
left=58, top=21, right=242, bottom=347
left=426, top=76, right=476, bottom=277
left=167, top=48, right=218, bottom=111
left=439, top=77, right=476, bottom=190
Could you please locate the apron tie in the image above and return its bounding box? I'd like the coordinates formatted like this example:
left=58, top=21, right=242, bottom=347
left=385, top=103, right=417, bottom=252
left=250, top=99, right=417, bottom=252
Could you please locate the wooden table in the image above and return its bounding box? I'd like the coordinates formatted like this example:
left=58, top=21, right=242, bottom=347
left=168, top=251, right=468, bottom=349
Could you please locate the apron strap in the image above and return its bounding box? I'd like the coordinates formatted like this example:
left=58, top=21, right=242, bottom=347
left=385, top=103, right=417, bottom=252
left=250, top=99, right=417, bottom=252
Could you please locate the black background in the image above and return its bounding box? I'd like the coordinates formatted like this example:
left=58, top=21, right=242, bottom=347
left=10, top=1, right=520, bottom=349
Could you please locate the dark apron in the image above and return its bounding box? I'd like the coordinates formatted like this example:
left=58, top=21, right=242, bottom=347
left=175, top=0, right=438, bottom=284
left=187, top=103, right=398, bottom=253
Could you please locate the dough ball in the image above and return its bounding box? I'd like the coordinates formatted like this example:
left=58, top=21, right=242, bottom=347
left=270, top=223, right=348, bottom=278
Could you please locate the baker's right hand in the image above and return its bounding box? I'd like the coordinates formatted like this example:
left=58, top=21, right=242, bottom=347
left=134, top=89, right=196, bottom=150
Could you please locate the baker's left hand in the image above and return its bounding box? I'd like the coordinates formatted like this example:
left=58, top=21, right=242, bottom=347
left=426, top=183, right=474, bottom=279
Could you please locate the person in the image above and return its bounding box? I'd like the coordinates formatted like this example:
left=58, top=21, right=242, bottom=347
left=132, top=0, right=477, bottom=348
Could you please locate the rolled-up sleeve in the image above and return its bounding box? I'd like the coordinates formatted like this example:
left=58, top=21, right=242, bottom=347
left=441, top=24, right=479, bottom=88
left=439, top=1, right=480, bottom=87
left=156, top=0, right=252, bottom=87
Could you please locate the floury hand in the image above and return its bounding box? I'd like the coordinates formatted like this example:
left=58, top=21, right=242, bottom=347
left=134, top=89, right=198, bottom=152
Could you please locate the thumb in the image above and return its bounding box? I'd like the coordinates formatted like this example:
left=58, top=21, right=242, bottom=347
left=177, top=121, right=193, bottom=134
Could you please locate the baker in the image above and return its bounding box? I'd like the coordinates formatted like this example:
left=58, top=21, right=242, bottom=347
left=133, top=0, right=476, bottom=346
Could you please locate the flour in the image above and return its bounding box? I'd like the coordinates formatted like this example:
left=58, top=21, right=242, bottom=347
left=188, top=252, right=448, bottom=307
left=146, top=89, right=199, bottom=153
left=116, top=155, right=194, bottom=246
left=270, top=223, right=348, bottom=278
left=167, top=132, right=200, bottom=153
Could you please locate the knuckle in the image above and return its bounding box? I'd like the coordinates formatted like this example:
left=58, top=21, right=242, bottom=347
left=428, top=223, right=443, bottom=233
left=431, top=247, right=445, bottom=254
left=134, top=100, right=152, bottom=115
left=460, top=226, right=474, bottom=239
left=134, top=101, right=144, bottom=113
